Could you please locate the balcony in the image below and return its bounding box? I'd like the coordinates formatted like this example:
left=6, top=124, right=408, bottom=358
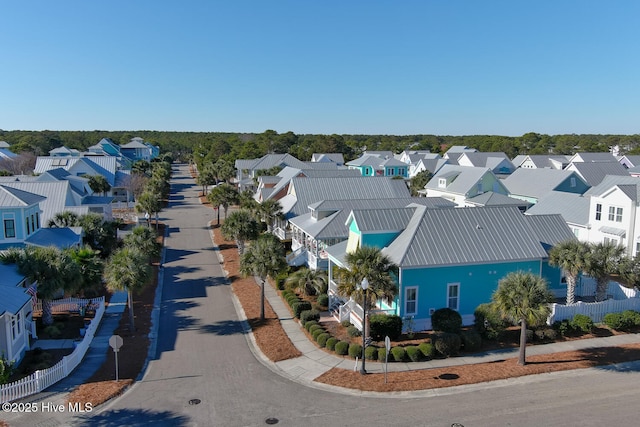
left=307, top=251, right=328, bottom=271
left=274, top=226, right=291, bottom=241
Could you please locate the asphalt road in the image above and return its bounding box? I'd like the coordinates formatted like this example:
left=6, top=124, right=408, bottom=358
left=75, top=164, right=640, bottom=427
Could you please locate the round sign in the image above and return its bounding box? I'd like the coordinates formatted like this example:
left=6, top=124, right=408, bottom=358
left=109, top=334, right=123, bottom=351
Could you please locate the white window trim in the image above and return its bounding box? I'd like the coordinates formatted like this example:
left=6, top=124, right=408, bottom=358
left=447, top=283, right=460, bottom=311
left=404, top=286, right=418, bottom=316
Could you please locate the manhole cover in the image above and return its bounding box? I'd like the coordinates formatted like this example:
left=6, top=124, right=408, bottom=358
left=188, top=399, right=201, bottom=405
left=451, top=424, right=465, bottom=427
left=265, top=418, right=279, bottom=425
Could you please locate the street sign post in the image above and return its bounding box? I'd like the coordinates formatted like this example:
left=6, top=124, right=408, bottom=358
left=109, top=334, right=124, bottom=381
left=384, top=336, right=391, bottom=384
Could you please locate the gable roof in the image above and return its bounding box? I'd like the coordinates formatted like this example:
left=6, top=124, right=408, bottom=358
left=523, top=155, right=571, bottom=169
left=34, top=156, right=118, bottom=185
left=525, top=191, right=590, bottom=226
left=25, top=227, right=82, bottom=248
left=234, top=153, right=308, bottom=171
left=0, top=181, right=79, bottom=225
left=0, top=185, right=46, bottom=207
left=570, top=152, right=618, bottom=163
left=584, top=175, right=640, bottom=197
left=465, top=191, right=532, bottom=209
left=426, top=165, right=499, bottom=195
left=503, top=168, right=587, bottom=200
left=289, top=198, right=455, bottom=239
left=282, top=176, right=410, bottom=218
left=311, top=153, right=344, bottom=164
left=0, top=266, right=30, bottom=316
left=566, top=161, right=629, bottom=186
left=383, top=206, right=554, bottom=267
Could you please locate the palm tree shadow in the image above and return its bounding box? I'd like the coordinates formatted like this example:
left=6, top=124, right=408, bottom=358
left=199, top=319, right=248, bottom=335
left=75, top=408, right=190, bottom=426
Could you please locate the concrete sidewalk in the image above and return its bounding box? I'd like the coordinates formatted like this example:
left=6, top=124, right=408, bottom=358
left=255, top=278, right=640, bottom=385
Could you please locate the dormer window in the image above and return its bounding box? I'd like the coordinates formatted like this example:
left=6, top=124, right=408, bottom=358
left=438, top=178, right=447, bottom=188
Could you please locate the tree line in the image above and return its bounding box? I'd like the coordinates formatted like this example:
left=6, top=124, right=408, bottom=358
left=3, top=130, right=640, bottom=168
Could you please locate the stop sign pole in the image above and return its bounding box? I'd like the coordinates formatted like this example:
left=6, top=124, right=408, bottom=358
left=109, top=335, right=123, bottom=381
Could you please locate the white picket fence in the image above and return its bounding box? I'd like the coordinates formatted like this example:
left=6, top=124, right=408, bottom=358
left=0, top=296, right=105, bottom=403
left=548, top=298, right=640, bottom=324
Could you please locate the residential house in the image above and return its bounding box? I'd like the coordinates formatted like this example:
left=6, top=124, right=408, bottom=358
left=564, top=161, right=629, bottom=187
left=326, top=205, right=573, bottom=331
left=346, top=154, right=408, bottom=178
left=271, top=176, right=411, bottom=241
left=120, top=137, right=159, bottom=163
left=0, top=263, right=33, bottom=364
left=516, top=155, right=571, bottom=170
left=569, top=152, right=618, bottom=164
left=235, top=153, right=309, bottom=191
left=410, top=157, right=448, bottom=179
left=525, top=191, right=591, bottom=242
left=618, top=155, right=640, bottom=170
left=421, top=165, right=510, bottom=207
left=49, top=146, right=81, bottom=157
left=311, top=153, right=344, bottom=166
left=502, top=168, right=590, bottom=205
left=456, top=152, right=516, bottom=176
left=287, top=197, right=455, bottom=270
left=442, top=145, right=477, bottom=161
left=397, top=151, right=443, bottom=178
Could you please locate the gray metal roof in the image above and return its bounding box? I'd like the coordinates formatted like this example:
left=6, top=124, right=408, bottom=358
left=0, top=185, right=46, bottom=207
left=568, top=161, right=629, bottom=186
left=584, top=175, right=640, bottom=197
left=525, top=191, right=590, bottom=226
left=426, top=165, right=499, bottom=195
left=383, top=206, right=551, bottom=267
left=0, top=181, right=78, bottom=225
left=570, top=152, right=618, bottom=163
left=503, top=168, right=586, bottom=200
left=466, top=191, right=531, bottom=208
left=350, top=208, right=416, bottom=232
left=283, top=176, right=410, bottom=217
left=0, top=283, right=30, bottom=316
left=289, top=198, right=455, bottom=241
left=524, top=214, right=578, bottom=251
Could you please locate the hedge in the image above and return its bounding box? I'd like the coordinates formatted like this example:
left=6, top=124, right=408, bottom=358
left=334, top=341, right=349, bottom=355
left=326, top=337, right=339, bottom=351
left=390, top=346, right=406, bottom=362
left=348, top=343, right=363, bottom=359
left=300, top=309, right=320, bottom=325
left=418, top=342, right=434, bottom=360
left=369, top=314, right=402, bottom=340
left=431, top=307, right=462, bottom=333
left=405, top=345, right=422, bottom=362
left=316, top=333, right=330, bottom=347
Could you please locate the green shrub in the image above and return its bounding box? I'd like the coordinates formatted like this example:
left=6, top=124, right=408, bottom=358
left=341, top=320, right=352, bottom=328
left=316, top=293, right=329, bottom=307
left=460, top=330, right=482, bottom=353
left=334, top=341, right=349, bottom=355
left=308, top=324, right=323, bottom=334
left=312, top=328, right=325, bottom=340
left=603, top=312, right=625, bottom=330
left=432, top=332, right=461, bottom=357
left=377, top=347, right=388, bottom=362
left=418, top=342, right=435, bottom=360
left=286, top=295, right=299, bottom=308
left=347, top=325, right=362, bottom=337
left=390, top=346, right=406, bottom=362
left=304, top=320, right=319, bottom=331
left=275, top=272, right=288, bottom=290
left=570, top=314, right=594, bottom=333
left=300, top=309, right=320, bottom=325
left=369, top=314, right=403, bottom=340
left=43, top=325, right=62, bottom=339
left=365, top=345, right=379, bottom=360
left=553, top=319, right=572, bottom=336
left=405, top=345, right=422, bottom=362
left=326, top=337, right=338, bottom=351
left=474, top=303, right=506, bottom=340
left=431, top=308, right=462, bottom=333
left=281, top=289, right=293, bottom=299
left=622, top=310, right=640, bottom=329
left=293, top=301, right=312, bottom=318
left=316, top=333, right=330, bottom=347
left=348, top=343, right=363, bottom=359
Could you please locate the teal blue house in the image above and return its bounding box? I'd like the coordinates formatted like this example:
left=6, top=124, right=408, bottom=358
left=346, top=154, right=408, bottom=178
left=327, top=205, right=575, bottom=331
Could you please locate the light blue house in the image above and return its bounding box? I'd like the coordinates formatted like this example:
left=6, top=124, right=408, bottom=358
left=326, top=205, right=575, bottom=331
left=346, top=154, right=408, bottom=178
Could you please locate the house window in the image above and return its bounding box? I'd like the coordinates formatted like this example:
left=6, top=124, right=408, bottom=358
left=11, top=313, right=20, bottom=341
left=636, top=241, right=640, bottom=255
left=36, top=213, right=40, bottom=229
left=447, top=283, right=460, bottom=311
left=4, top=219, right=15, bottom=238
left=595, top=204, right=602, bottom=221
left=405, top=287, right=418, bottom=316
left=438, top=178, right=446, bottom=188
left=31, top=215, right=35, bottom=232
left=604, top=236, right=618, bottom=245
left=608, top=206, right=623, bottom=222
left=26, top=217, right=30, bottom=235
left=573, top=228, right=580, bottom=238
left=570, top=177, right=576, bottom=187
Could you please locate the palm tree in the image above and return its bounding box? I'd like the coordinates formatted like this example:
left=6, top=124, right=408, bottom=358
left=104, top=247, right=152, bottom=331
left=211, top=158, right=235, bottom=183
left=585, top=242, right=625, bottom=302
left=549, top=239, right=590, bottom=305
left=77, top=213, right=120, bottom=257
left=492, top=271, right=553, bottom=365
left=336, top=245, right=398, bottom=305
left=67, top=246, right=104, bottom=297
left=0, top=246, right=81, bottom=325
left=123, top=225, right=161, bottom=259
left=196, top=166, right=217, bottom=196
left=285, top=267, right=327, bottom=296
left=208, top=183, right=239, bottom=220
left=87, top=174, right=112, bottom=196
left=239, top=233, right=286, bottom=321
left=47, top=211, right=79, bottom=228
left=257, top=199, right=282, bottom=232
left=221, top=210, right=259, bottom=255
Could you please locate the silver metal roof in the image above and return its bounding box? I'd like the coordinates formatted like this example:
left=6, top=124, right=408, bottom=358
left=525, top=191, right=590, bottom=226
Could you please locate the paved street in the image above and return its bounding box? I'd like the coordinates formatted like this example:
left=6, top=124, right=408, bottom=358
left=72, top=164, right=640, bottom=427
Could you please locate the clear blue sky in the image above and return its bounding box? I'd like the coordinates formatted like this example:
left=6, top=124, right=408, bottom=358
left=2, top=1, right=639, bottom=136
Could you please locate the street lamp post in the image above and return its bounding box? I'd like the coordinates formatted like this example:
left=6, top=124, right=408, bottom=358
left=360, top=277, right=369, bottom=375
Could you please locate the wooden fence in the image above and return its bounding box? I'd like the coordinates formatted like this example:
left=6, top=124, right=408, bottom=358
left=0, top=296, right=105, bottom=403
